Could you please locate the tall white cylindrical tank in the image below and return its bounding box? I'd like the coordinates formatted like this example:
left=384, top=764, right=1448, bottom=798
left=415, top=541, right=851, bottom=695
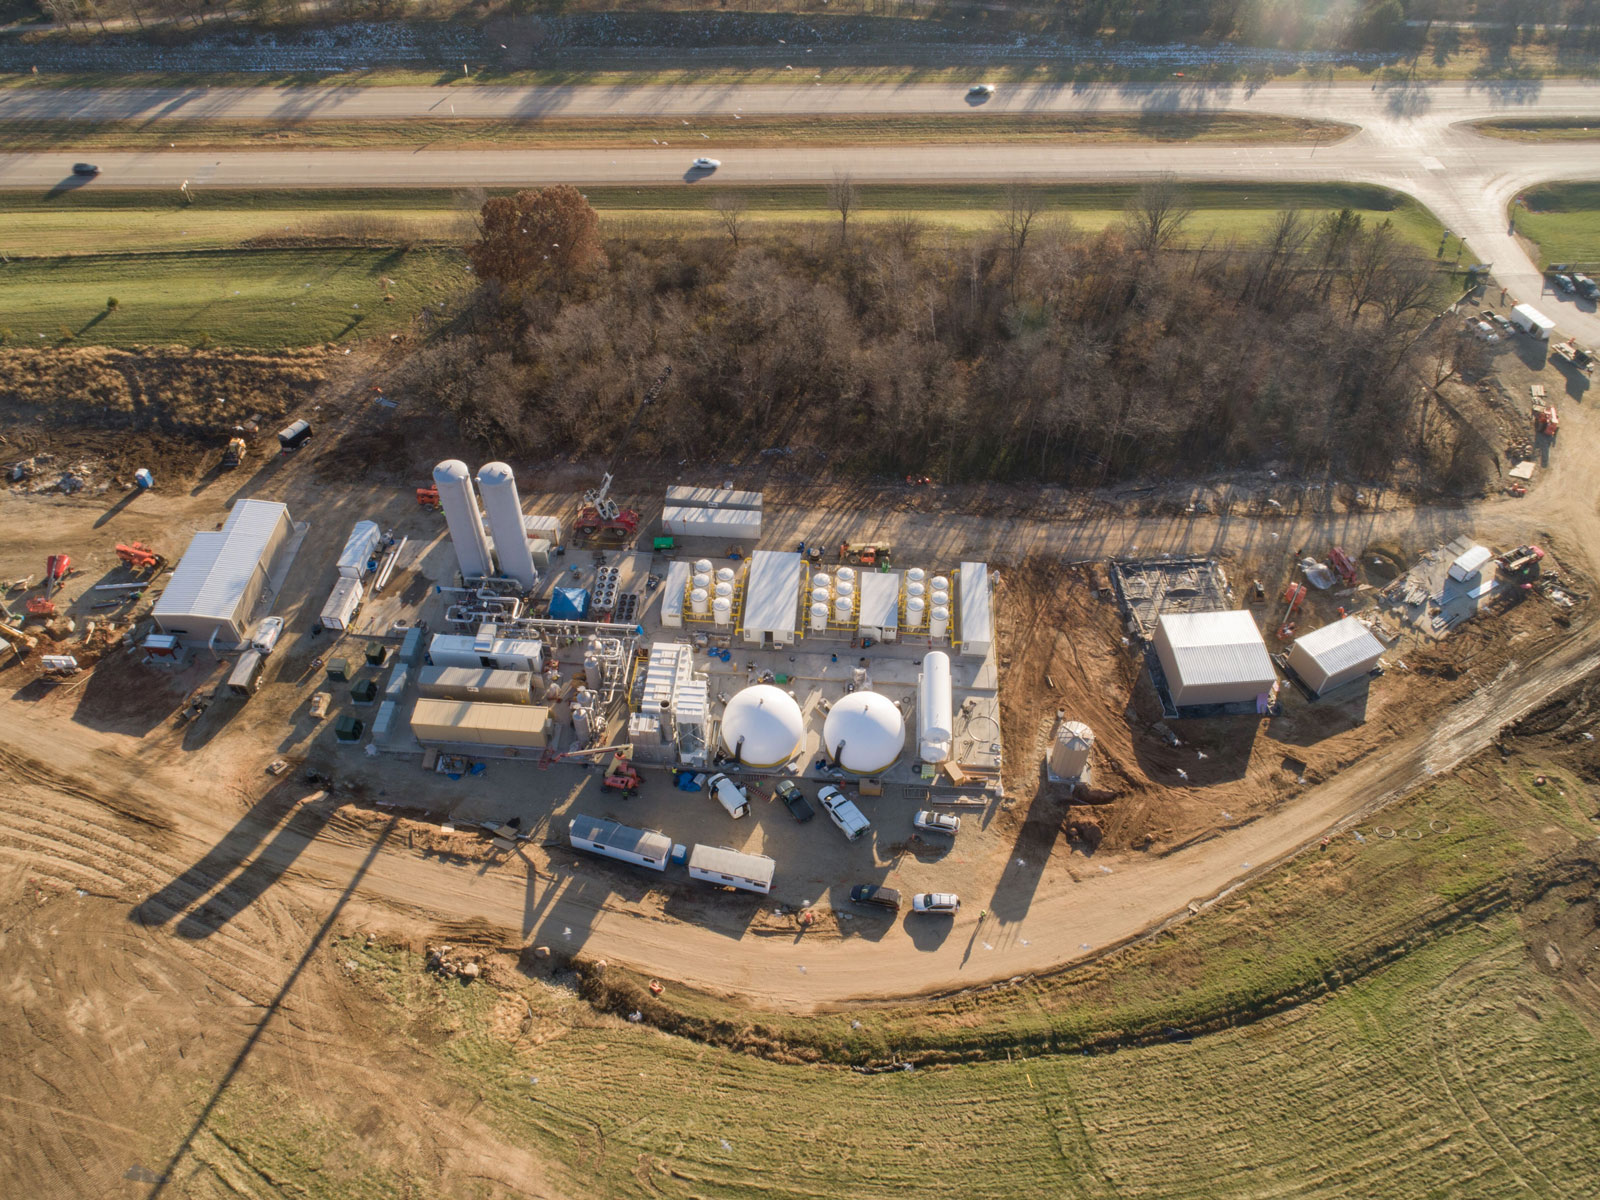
left=713, top=597, right=733, bottom=626
left=835, top=578, right=855, bottom=601
left=907, top=567, right=925, bottom=585
left=836, top=566, right=856, bottom=586
left=433, top=459, right=493, bottom=580
left=810, top=602, right=829, bottom=631
left=694, top=558, right=714, bottom=574
left=906, top=597, right=926, bottom=627
left=691, top=588, right=710, bottom=615
left=716, top=566, right=735, bottom=584
left=905, top=580, right=925, bottom=601
left=812, top=572, right=831, bottom=591
left=918, top=651, right=954, bottom=763
left=833, top=595, right=853, bottom=622
left=715, top=580, right=734, bottom=600
left=930, top=605, right=950, bottom=640
left=693, top=571, right=712, bottom=594
left=930, top=574, right=948, bottom=592
left=476, top=462, right=537, bottom=588
left=1050, top=720, right=1095, bottom=779
left=823, top=691, right=906, bottom=775
left=719, top=683, right=805, bottom=768
left=930, top=587, right=950, bottom=609
left=811, top=585, right=831, bottom=607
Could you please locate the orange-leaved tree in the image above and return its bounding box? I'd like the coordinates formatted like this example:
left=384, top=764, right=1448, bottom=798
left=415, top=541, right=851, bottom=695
left=468, top=186, right=604, bottom=293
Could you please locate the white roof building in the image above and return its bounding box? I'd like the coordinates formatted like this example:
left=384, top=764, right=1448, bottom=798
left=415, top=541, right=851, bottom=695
left=1287, top=618, right=1385, bottom=697
left=740, top=550, right=803, bottom=646
left=957, top=562, right=993, bottom=657
left=1153, top=610, right=1276, bottom=709
left=858, top=571, right=901, bottom=641
left=153, top=499, right=293, bottom=647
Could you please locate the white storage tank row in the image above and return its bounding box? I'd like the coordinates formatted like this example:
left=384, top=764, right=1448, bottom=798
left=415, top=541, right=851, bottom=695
left=432, top=459, right=540, bottom=588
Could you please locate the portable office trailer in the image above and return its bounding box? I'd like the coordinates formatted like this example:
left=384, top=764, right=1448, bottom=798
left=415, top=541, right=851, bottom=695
left=226, top=648, right=265, bottom=697
left=416, top=665, right=533, bottom=704
left=569, top=814, right=672, bottom=873
left=687, top=844, right=775, bottom=894
left=336, top=521, right=382, bottom=579
left=320, top=575, right=364, bottom=631
left=660, top=505, right=763, bottom=540
left=409, top=698, right=553, bottom=747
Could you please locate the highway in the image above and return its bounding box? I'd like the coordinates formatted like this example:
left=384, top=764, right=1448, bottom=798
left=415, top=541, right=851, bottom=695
left=2, top=79, right=1600, bottom=339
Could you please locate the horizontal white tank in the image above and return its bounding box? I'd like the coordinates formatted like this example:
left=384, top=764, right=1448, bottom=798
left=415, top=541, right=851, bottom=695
left=691, top=588, right=710, bottom=615
left=930, top=605, right=950, bottom=639
left=810, top=602, right=829, bottom=631
left=716, top=567, right=735, bottom=584
left=907, top=597, right=926, bottom=626
left=836, top=566, right=856, bottom=586
left=713, top=597, right=733, bottom=626
left=907, top=567, right=925, bottom=585
left=833, top=595, right=853, bottom=621
left=918, top=650, right=954, bottom=763
left=695, top=558, right=714, bottom=574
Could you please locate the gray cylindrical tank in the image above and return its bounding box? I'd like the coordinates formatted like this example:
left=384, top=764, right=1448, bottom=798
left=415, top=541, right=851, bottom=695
left=477, top=461, right=537, bottom=589
left=433, top=459, right=493, bottom=580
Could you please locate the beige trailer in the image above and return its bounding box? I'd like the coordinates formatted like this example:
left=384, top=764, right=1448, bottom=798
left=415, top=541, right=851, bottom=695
left=416, top=665, right=535, bottom=704
left=409, top=698, right=553, bottom=747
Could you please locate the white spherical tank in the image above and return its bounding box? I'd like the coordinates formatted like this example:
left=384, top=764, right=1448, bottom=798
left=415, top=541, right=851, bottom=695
left=823, top=690, right=906, bottom=775
left=810, top=602, right=830, bottom=631
left=476, top=462, right=537, bottom=588
left=713, top=597, right=733, bottom=626
left=691, top=587, right=710, bottom=615
left=930, top=605, right=951, bottom=640
left=918, top=651, right=954, bottom=762
left=836, top=566, right=856, bottom=586
left=433, top=459, right=493, bottom=580
left=906, top=597, right=926, bottom=627
left=719, top=684, right=805, bottom=768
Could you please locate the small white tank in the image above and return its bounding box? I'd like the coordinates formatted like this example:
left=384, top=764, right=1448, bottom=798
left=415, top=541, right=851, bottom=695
left=907, top=567, right=926, bottom=585
left=693, top=568, right=711, bottom=587
left=930, top=574, right=949, bottom=592
left=931, top=588, right=950, bottom=609
left=810, top=602, right=829, bottom=631
left=714, top=580, right=734, bottom=600
left=834, top=595, right=854, bottom=622
left=694, top=558, right=714, bottom=574
left=691, top=587, right=710, bottom=615
left=905, top=580, right=925, bottom=601
left=907, top=597, right=926, bottom=627
left=836, top=566, right=856, bottom=586
left=811, top=572, right=831, bottom=591
left=713, top=597, right=733, bottom=627
left=930, top=605, right=950, bottom=639
left=835, top=578, right=855, bottom=601
left=716, top=567, right=735, bottom=584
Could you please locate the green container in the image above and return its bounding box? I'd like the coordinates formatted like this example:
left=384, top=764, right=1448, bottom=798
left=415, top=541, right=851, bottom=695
left=326, top=657, right=350, bottom=682
left=350, top=679, right=378, bottom=704
left=334, top=714, right=364, bottom=742
left=653, top=536, right=676, bottom=552
left=365, top=641, right=387, bottom=666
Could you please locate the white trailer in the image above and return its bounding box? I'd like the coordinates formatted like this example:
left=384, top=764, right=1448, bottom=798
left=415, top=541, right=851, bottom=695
left=1510, top=304, right=1556, bottom=340
left=661, top=505, right=763, bottom=540
left=569, top=814, right=671, bottom=873
left=687, top=844, right=775, bottom=894
left=320, top=576, right=364, bottom=631
left=955, top=561, right=993, bottom=658
left=336, top=520, right=382, bottom=579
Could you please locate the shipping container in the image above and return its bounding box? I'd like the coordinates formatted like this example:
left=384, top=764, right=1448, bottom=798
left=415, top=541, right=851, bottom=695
left=660, top=505, right=763, bottom=540
left=416, top=665, right=533, bottom=704
left=409, top=698, right=553, bottom=747
left=320, top=575, right=364, bottom=631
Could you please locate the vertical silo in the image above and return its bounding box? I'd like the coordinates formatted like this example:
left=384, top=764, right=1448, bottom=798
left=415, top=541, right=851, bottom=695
left=476, top=462, right=537, bottom=588
left=433, top=459, right=493, bottom=581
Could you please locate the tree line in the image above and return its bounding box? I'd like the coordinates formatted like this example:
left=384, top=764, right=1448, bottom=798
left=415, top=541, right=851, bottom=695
left=394, top=180, right=1490, bottom=493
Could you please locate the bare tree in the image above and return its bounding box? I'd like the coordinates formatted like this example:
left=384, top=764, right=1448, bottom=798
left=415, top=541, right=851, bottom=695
left=826, top=171, right=858, bottom=242
left=999, top=180, right=1046, bottom=290
left=709, top=191, right=748, bottom=250
left=1124, top=174, right=1193, bottom=255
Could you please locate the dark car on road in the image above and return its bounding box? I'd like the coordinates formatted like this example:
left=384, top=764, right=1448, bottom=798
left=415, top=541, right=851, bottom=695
left=772, top=778, right=814, bottom=823
left=849, top=884, right=902, bottom=910
left=72, top=162, right=100, bottom=176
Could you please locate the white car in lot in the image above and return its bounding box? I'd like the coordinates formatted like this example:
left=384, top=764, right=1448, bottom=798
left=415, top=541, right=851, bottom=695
left=691, top=157, right=721, bottom=171
left=913, top=810, right=960, bottom=835
left=912, top=892, right=961, bottom=914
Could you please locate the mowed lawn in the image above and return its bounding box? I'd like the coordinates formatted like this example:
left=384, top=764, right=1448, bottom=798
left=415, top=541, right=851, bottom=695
left=1517, top=181, right=1600, bottom=267
left=0, top=248, right=468, bottom=348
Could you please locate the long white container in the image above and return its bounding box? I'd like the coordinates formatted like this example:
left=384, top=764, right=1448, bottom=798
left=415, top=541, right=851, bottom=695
left=688, top=843, right=775, bottom=894
left=336, top=520, right=382, bottom=579
left=320, top=575, right=364, bottom=631
left=570, top=814, right=671, bottom=873
left=661, top=505, right=763, bottom=540
left=661, top=560, right=692, bottom=628
left=956, top=562, right=993, bottom=657
left=1510, top=303, right=1555, bottom=340
left=918, top=650, right=954, bottom=763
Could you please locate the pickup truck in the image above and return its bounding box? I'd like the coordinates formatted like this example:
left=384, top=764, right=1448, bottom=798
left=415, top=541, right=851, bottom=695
left=818, top=785, right=870, bottom=841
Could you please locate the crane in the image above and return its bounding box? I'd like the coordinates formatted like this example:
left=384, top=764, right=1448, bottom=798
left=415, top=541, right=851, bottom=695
left=573, top=365, right=673, bottom=542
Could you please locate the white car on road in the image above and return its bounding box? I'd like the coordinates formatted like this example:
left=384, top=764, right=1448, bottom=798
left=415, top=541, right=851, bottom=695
left=691, top=157, right=721, bottom=171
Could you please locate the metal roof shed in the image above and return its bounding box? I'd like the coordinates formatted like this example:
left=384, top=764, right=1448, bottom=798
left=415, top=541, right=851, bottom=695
left=1153, top=610, right=1277, bottom=709
left=740, top=550, right=803, bottom=646
left=1287, top=618, right=1385, bottom=697
left=1448, top=545, right=1494, bottom=582
left=858, top=571, right=901, bottom=641
left=153, top=499, right=292, bottom=647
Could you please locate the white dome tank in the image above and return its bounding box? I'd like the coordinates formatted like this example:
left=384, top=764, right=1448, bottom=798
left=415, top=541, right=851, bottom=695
left=835, top=578, right=855, bottom=600
left=931, top=588, right=950, bottom=609
left=907, top=567, right=925, bottom=585
left=695, top=558, right=714, bottom=574
left=823, top=690, right=906, bottom=775
left=716, top=567, right=735, bottom=584
left=930, top=605, right=950, bottom=639
left=930, top=574, right=949, bottom=592
left=433, top=459, right=493, bottom=580
left=691, top=587, right=710, bottom=615
left=905, top=580, right=925, bottom=601
left=712, top=597, right=733, bottom=626
left=833, top=595, right=854, bottom=622
left=811, top=572, right=831, bottom=591
left=719, top=684, right=805, bottom=768
left=476, top=462, right=536, bottom=589
left=714, top=580, right=734, bottom=599
left=836, top=566, right=856, bottom=586
left=810, top=602, right=829, bottom=631
left=906, top=597, right=926, bottom=626
left=811, top=587, right=831, bottom=609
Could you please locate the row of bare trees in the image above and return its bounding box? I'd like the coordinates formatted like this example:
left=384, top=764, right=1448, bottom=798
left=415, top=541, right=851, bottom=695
left=396, top=179, right=1483, bottom=491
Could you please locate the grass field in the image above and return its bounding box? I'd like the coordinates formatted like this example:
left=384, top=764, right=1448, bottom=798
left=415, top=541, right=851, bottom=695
left=1474, top=118, right=1600, bottom=141
left=1516, top=181, right=1600, bottom=268
left=0, top=247, right=467, bottom=348
left=0, top=112, right=1348, bottom=152
left=291, top=748, right=1600, bottom=1200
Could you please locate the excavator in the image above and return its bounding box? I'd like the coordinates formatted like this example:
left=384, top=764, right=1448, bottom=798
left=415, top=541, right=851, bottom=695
left=573, top=366, right=672, bottom=544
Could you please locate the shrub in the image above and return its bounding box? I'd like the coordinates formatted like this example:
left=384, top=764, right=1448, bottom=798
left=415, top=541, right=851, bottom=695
left=106, top=297, right=119, bottom=311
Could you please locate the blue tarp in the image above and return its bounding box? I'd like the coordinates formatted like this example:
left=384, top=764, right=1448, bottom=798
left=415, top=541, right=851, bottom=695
left=550, top=587, right=590, bottom=620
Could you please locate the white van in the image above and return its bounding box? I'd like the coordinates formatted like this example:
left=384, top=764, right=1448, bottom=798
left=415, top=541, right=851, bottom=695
left=706, top=772, right=751, bottom=819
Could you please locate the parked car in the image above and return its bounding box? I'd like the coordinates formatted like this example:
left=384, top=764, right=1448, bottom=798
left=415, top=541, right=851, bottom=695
left=913, top=810, right=961, bottom=835
left=1470, top=320, right=1500, bottom=342
left=772, top=778, right=814, bottom=823
left=1491, top=314, right=1516, bottom=335
left=71, top=162, right=100, bottom=176
left=1555, top=274, right=1576, bottom=293
left=912, top=892, right=961, bottom=914
left=250, top=616, right=284, bottom=655
left=849, top=884, right=901, bottom=910
left=691, top=157, right=721, bottom=171
left=818, top=784, right=871, bottom=841
left=967, top=83, right=995, bottom=97
left=1574, top=273, right=1600, bottom=300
